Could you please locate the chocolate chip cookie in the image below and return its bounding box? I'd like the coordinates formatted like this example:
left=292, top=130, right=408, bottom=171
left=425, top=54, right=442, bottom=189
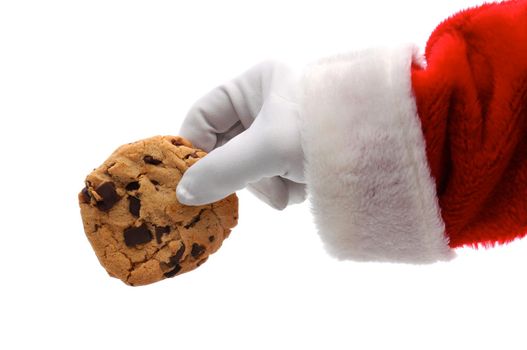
left=78, top=135, right=238, bottom=286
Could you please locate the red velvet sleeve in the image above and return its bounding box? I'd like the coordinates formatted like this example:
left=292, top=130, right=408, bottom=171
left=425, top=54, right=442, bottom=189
left=411, top=0, right=527, bottom=247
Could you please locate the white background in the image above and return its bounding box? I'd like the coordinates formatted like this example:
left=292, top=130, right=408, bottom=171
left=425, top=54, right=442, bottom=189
left=1, top=0, right=526, bottom=349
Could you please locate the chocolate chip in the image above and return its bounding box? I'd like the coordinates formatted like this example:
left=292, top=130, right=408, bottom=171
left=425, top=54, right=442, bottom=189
left=123, top=223, right=152, bottom=247
left=80, top=187, right=91, bottom=203
left=169, top=243, right=185, bottom=266
left=171, top=138, right=183, bottom=146
left=208, top=235, right=215, bottom=242
left=143, top=155, right=162, bottom=165
left=191, top=243, right=205, bottom=258
left=95, top=182, right=120, bottom=211
left=128, top=196, right=141, bottom=217
left=163, top=264, right=182, bottom=278
left=155, top=225, right=170, bottom=244
left=184, top=152, right=198, bottom=160
left=125, top=181, right=140, bottom=191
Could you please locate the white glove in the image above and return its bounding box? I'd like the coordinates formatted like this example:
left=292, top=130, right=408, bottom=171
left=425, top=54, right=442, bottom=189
left=176, top=61, right=307, bottom=210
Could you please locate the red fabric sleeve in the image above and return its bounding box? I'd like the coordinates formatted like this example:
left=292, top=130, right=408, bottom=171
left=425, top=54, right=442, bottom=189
left=411, top=0, right=527, bottom=248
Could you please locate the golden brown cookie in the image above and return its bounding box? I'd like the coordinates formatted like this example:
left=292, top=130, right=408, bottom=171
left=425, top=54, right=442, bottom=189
left=78, top=135, right=238, bottom=286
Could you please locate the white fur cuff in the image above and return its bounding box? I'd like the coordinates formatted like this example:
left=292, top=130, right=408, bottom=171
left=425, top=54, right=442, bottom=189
left=299, top=45, right=455, bottom=263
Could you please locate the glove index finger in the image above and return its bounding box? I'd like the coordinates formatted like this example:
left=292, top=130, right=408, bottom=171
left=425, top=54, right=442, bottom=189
left=179, top=85, right=242, bottom=153
left=179, top=62, right=268, bottom=152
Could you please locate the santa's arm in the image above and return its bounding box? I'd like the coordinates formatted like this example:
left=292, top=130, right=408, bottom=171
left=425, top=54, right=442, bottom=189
left=300, top=0, right=527, bottom=263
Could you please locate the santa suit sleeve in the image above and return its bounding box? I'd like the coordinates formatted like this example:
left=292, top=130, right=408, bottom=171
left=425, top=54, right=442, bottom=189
left=299, top=0, right=527, bottom=263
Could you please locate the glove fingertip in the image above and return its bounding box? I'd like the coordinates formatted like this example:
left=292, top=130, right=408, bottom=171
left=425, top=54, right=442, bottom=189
left=177, top=178, right=220, bottom=206
left=176, top=183, right=195, bottom=205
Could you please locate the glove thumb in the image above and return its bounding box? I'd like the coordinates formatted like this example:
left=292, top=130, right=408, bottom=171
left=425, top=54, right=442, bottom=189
left=176, top=128, right=277, bottom=206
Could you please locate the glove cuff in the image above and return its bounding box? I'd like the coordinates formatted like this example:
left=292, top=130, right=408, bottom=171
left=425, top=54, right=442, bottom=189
left=299, top=45, right=455, bottom=263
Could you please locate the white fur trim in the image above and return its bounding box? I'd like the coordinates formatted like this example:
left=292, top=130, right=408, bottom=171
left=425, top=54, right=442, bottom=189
left=300, top=45, right=455, bottom=263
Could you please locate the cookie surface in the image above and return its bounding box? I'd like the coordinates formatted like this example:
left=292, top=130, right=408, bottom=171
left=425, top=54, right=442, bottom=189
left=78, top=135, right=238, bottom=286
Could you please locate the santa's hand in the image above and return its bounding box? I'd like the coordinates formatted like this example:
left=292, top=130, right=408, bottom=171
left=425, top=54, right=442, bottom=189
left=176, top=61, right=306, bottom=210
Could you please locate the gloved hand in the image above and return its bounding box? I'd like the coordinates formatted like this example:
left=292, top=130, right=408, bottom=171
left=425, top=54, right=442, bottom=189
left=176, top=61, right=307, bottom=210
